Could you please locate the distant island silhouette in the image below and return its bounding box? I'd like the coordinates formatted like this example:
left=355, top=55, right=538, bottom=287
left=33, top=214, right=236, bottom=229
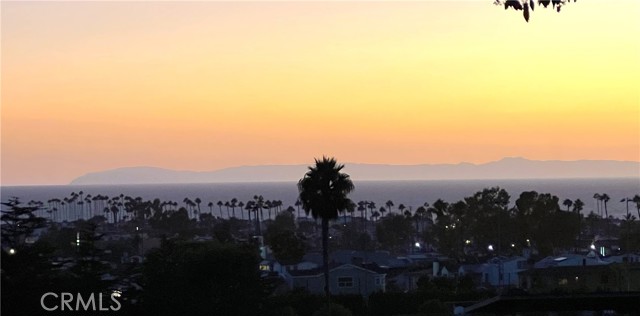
left=69, top=157, right=640, bottom=185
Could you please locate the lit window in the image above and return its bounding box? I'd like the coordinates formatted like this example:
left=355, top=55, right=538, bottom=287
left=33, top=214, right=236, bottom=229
left=338, top=277, right=353, bottom=288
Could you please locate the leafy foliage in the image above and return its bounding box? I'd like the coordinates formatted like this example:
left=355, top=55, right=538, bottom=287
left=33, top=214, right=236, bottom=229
left=375, top=214, right=415, bottom=253
left=495, top=0, right=578, bottom=22
left=1, top=197, right=47, bottom=247
left=142, top=240, right=263, bottom=316
left=265, top=212, right=306, bottom=264
left=298, top=157, right=355, bottom=221
left=1, top=198, right=57, bottom=314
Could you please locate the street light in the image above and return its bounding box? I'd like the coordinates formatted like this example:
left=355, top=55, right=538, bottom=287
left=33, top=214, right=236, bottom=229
left=487, top=244, right=494, bottom=251
left=8, top=248, right=16, bottom=255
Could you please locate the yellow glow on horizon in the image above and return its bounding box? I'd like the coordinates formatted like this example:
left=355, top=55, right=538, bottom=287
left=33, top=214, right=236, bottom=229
left=1, top=0, right=638, bottom=185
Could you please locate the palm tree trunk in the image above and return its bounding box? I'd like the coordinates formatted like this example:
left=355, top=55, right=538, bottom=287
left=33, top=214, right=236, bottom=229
left=322, top=217, right=330, bottom=297
left=256, top=210, right=261, bottom=235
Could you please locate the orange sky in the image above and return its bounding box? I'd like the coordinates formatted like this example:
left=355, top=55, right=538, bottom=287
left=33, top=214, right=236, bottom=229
left=2, top=0, right=639, bottom=185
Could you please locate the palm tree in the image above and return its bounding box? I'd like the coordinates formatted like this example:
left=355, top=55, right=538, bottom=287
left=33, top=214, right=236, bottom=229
left=252, top=195, right=265, bottom=234
left=415, top=206, right=427, bottom=232
left=245, top=200, right=254, bottom=223
left=183, top=198, right=193, bottom=212
left=265, top=200, right=273, bottom=220
left=207, top=202, right=214, bottom=215
left=593, top=193, right=602, bottom=216
left=633, top=195, right=640, bottom=218
left=372, top=210, right=380, bottom=222
left=217, top=201, right=224, bottom=218
left=230, top=198, right=238, bottom=218
left=572, top=199, right=584, bottom=214
left=78, top=191, right=84, bottom=217
left=357, top=201, right=367, bottom=232
left=224, top=201, right=231, bottom=218
left=600, top=193, right=610, bottom=218
left=379, top=206, right=386, bottom=218
left=620, top=197, right=631, bottom=217
left=295, top=199, right=302, bottom=219
left=385, top=200, right=394, bottom=216
left=194, top=198, right=202, bottom=215
left=368, top=201, right=376, bottom=221
left=298, top=157, right=354, bottom=297
left=343, top=200, right=355, bottom=225
left=346, top=200, right=356, bottom=224
left=572, top=198, right=585, bottom=240
left=562, top=199, right=573, bottom=212
left=237, top=201, right=245, bottom=220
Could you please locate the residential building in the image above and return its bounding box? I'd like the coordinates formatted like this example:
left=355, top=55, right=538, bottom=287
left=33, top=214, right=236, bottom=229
left=282, top=263, right=386, bottom=296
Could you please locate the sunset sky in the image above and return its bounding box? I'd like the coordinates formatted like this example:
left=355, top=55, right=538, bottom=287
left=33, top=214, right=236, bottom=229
left=2, top=0, right=639, bottom=185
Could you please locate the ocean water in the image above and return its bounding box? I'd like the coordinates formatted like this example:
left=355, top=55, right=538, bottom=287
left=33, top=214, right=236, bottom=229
left=1, top=178, right=639, bottom=220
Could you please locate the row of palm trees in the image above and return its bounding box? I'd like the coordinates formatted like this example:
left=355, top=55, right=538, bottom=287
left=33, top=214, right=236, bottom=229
left=21, top=190, right=640, bottom=229
left=34, top=192, right=392, bottom=226
left=35, top=191, right=293, bottom=225
left=592, top=193, right=640, bottom=218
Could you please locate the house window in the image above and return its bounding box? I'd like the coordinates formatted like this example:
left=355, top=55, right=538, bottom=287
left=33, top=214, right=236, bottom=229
left=338, top=277, right=353, bottom=288
left=259, top=264, right=270, bottom=271
left=375, top=277, right=381, bottom=286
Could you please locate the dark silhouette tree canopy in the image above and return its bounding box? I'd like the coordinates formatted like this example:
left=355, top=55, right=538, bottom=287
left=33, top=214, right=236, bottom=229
left=298, top=157, right=354, bottom=296
left=298, top=157, right=355, bottom=221
left=496, top=0, right=577, bottom=22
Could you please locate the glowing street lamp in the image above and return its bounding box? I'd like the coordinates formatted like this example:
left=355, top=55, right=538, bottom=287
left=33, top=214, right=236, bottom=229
left=8, top=248, right=16, bottom=255
left=487, top=244, right=494, bottom=252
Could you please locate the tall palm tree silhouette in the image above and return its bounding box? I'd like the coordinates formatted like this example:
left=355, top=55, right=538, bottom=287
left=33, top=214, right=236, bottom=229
left=385, top=200, right=394, bottom=216
left=194, top=198, right=202, bottom=216
left=593, top=193, right=602, bottom=217
left=295, top=199, right=302, bottom=218
left=633, top=195, right=640, bottom=218
left=217, top=201, right=223, bottom=218
left=230, top=198, right=238, bottom=218
left=600, top=193, right=610, bottom=218
left=237, top=201, right=245, bottom=220
left=298, top=157, right=354, bottom=297
left=620, top=197, right=631, bottom=217
left=207, top=202, right=214, bottom=215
